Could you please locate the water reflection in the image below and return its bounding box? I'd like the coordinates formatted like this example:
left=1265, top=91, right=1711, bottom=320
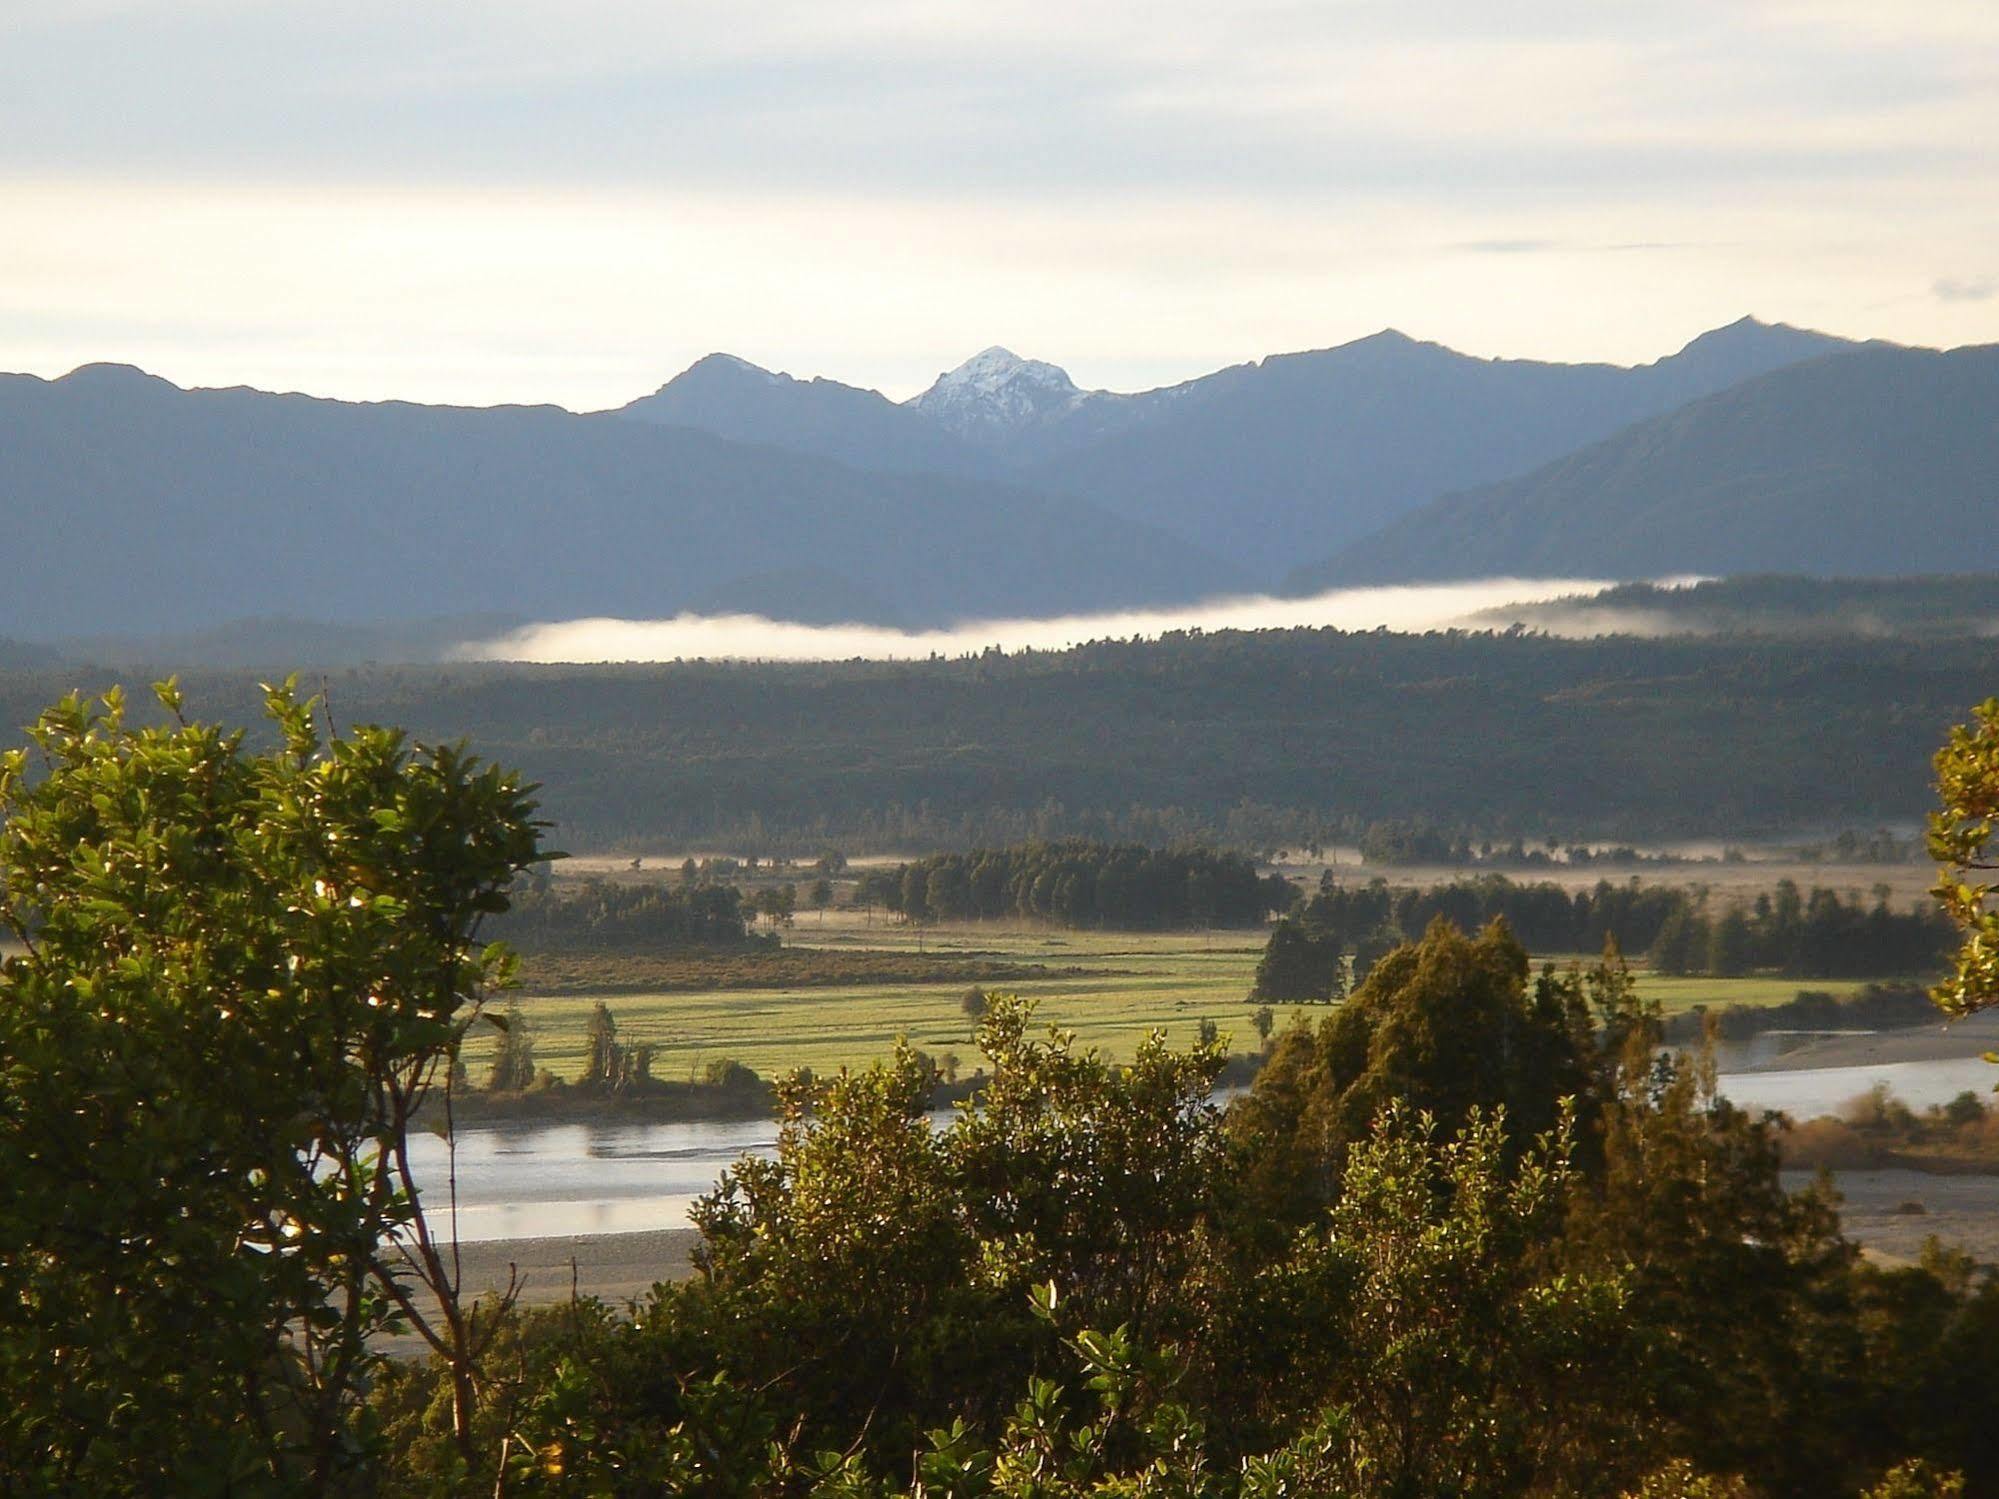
left=405, top=1059, right=1997, bottom=1243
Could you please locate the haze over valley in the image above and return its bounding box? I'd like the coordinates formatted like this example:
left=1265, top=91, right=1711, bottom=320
left=5, top=315, right=1995, bottom=664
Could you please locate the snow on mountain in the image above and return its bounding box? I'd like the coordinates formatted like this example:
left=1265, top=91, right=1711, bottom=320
left=908, top=347, right=1133, bottom=454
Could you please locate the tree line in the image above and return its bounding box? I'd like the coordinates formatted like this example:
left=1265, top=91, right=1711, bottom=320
left=1659, top=982, right=1935, bottom=1046
left=0, top=624, right=1988, bottom=849
left=1648, top=882, right=1949, bottom=978
left=1254, top=875, right=1951, bottom=1001
left=858, top=840, right=1296, bottom=929
left=488, top=877, right=766, bottom=950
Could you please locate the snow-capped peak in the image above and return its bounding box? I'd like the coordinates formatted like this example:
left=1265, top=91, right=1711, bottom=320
left=928, top=346, right=1079, bottom=400
left=908, top=346, right=1117, bottom=448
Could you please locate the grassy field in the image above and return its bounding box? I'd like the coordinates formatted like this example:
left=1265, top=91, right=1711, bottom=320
left=463, top=915, right=1910, bottom=1086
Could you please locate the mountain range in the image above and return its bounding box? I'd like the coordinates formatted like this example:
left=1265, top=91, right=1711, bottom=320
left=0, top=363, right=1230, bottom=640
left=616, top=317, right=1867, bottom=578
left=1293, top=343, right=1999, bottom=588
left=2, top=316, right=1993, bottom=655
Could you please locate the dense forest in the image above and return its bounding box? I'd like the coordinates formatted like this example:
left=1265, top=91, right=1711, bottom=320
left=1253, top=876, right=1950, bottom=1001
left=1648, top=883, right=1950, bottom=979
left=489, top=877, right=763, bottom=951
left=0, top=624, right=1985, bottom=850
left=1489, top=574, right=1999, bottom=640
left=858, top=841, right=1295, bottom=928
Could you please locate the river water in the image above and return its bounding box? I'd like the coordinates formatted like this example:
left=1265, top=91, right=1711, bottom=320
left=406, top=1057, right=1998, bottom=1243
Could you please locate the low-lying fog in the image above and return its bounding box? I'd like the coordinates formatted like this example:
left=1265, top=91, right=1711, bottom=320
left=459, top=579, right=1633, bottom=663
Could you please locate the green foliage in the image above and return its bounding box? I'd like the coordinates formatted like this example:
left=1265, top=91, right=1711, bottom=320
left=491, top=876, right=760, bottom=951
left=1232, top=919, right=1593, bottom=1221
left=1930, top=697, right=1999, bottom=1015
left=22, top=686, right=1999, bottom=1496
left=1256, top=875, right=1948, bottom=1003
left=360, top=926, right=1999, bottom=1495
left=1280, top=1102, right=1635, bottom=1497
left=1863, top=1461, right=1967, bottom=1499
left=0, top=680, right=543, bottom=1492
left=670, top=994, right=1235, bottom=1465
left=0, top=627, right=1988, bottom=850
left=881, top=840, right=1293, bottom=929
left=576, top=999, right=659, bottom=1093
left=486, top=995, right=538, bottom=1091
left=1648, top=883, right=1947, bottom=980
left=1618, top=1459, right=1754, bottom=1497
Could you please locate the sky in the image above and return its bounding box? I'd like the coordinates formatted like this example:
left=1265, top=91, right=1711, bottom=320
left=2, top=0, right=1996, bottom=409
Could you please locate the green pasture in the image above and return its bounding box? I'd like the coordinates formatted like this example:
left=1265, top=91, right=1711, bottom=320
left=472, top=926, right=1266, bottom=1084
left=465, top=921, right=1919, bottom=1085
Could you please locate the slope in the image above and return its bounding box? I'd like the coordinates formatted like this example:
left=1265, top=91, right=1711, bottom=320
left=617, top=354, right=993, bottom=479
left=0, top=364, right=1239, bottom=638
left=1027, top=319, right=1861, bottom=581
left=1296, top=344, right=1999, bottom=587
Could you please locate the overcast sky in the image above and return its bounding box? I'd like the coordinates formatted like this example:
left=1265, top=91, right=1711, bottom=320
left=2, top=0, right=1995, bottom=408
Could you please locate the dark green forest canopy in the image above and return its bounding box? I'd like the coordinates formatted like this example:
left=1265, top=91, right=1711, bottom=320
left=0, top=625, right=1986, bottom=848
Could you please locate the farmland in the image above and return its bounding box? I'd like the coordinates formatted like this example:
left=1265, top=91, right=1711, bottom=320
left=464, top=913, right=1902, bottom=1086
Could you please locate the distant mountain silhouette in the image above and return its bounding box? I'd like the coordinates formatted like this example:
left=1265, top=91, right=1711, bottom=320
left=1292, top=343, right=1999, bottom=587
left=619, top=319, right=1861, bottom=582
left=618, top=354, right=991, bottom=478
left=0, top=318, right=1924, bottom=651
left=56, top=614, right=526, bottom=670
left=1022, top=319, right=1864, bottom=578
left=0, top=364, right=1237, bottom=639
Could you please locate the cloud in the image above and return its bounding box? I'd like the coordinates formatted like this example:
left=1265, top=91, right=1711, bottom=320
left=1456, top=239, right=1562, bottom=255
left=2, top=2, right=1996, bottom=404
left=457, top=580, right=1627, bottom=664
left=1934, top=277, right=1997, bottom=302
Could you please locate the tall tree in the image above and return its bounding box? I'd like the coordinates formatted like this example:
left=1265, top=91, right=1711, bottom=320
left=0, top=680, right=544, bottom=1492
left=1930, top=697, right=1999, bottom=1015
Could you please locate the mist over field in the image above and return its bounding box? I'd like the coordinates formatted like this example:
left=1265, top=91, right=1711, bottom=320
left=459, top=578, right=1637, bottom=663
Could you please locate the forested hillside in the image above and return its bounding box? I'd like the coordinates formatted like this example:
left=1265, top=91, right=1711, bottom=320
left=1466, top=575, right=1999, bottom=639
left=3, top=625, right=1986, bottom=849
left=1301, top=343, right=1999, bottom=587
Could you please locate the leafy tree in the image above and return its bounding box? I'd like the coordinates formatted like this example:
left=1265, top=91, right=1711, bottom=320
left=486, top=995, right=538, bottom=1092
left=1251, top=916, right=1342, bottom=1002
left=581, top=1000, right=621, bottom=1089
left=1706, top=907, right=1756, bottom=976
left=1273, top=1103, right=1637, bottom=1497
left=579, top=1001, right=655, bottom=1093
left=1231, top=918, right=1591, bottom=1221
left=1930, top=697, right=1999, bottom=1014
left=1864, top=1461, right=1967, bottom=1498
left=0, top=680, right=543, bottom=1492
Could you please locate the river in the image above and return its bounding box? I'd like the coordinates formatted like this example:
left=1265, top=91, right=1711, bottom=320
left=402, top=1054, right=1999, bottom=1243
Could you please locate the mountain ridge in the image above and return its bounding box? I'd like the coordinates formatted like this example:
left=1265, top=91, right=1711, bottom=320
left=0, top=366, right=1239, bottom=638
left=1290, top=342, right=1999, bottom=588
left=604, top=318, right=1870, bottom=580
